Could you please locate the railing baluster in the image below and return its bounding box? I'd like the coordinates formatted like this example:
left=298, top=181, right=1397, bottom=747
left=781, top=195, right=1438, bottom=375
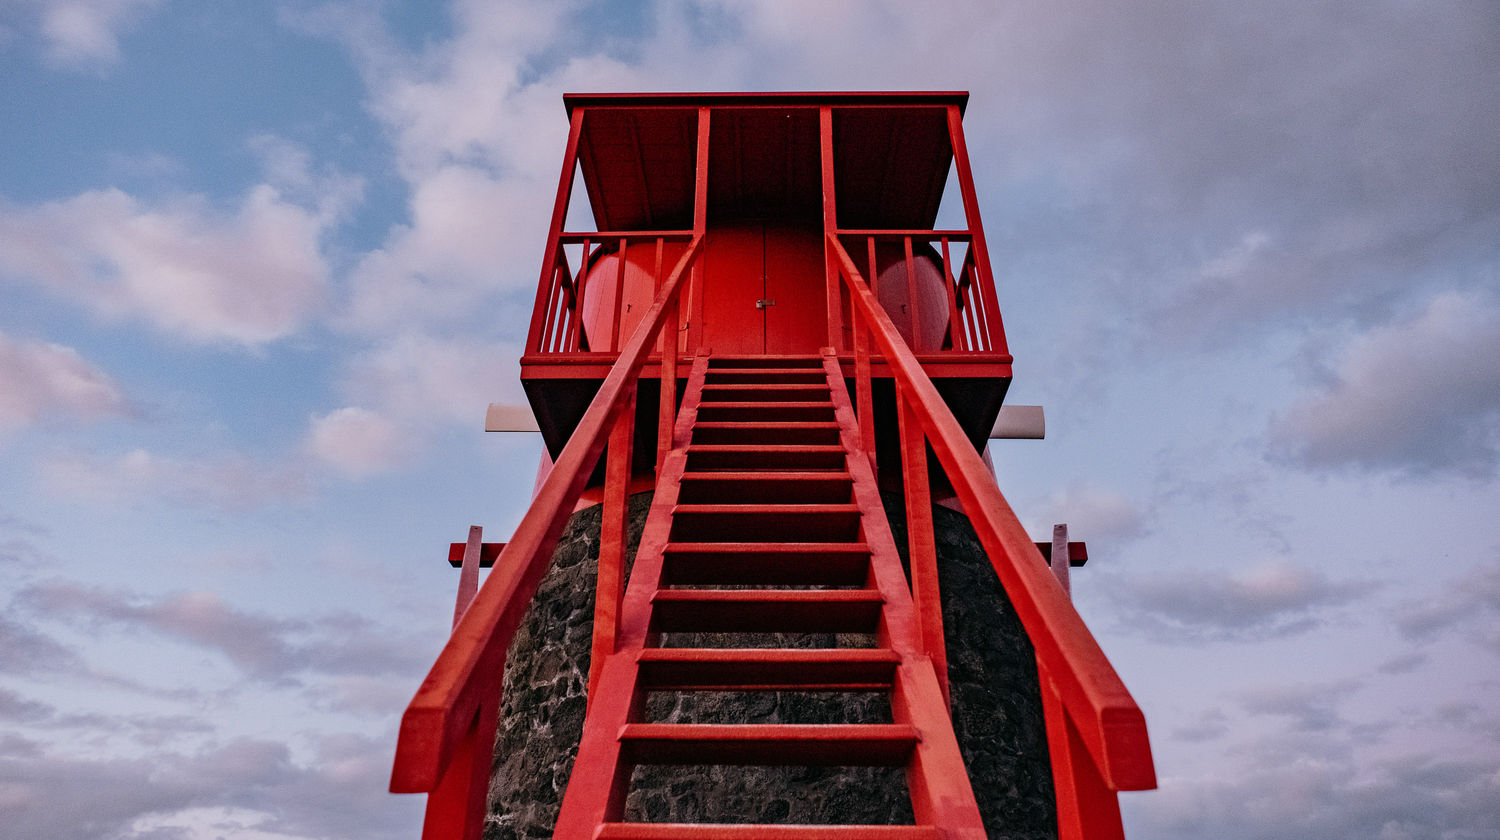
left=824, top=234, right=1155, bottom=831
left=939, top=237, right=964, bottom=351
left=589, top=385, right=636, bottom=705
left=571, top=238, right=591, bottom=352
left=904, top=235, right=922, bottom=351
left=392, top=237, right=705, bottom=820
left=897, top=385, right=947, bottom=706
left=656, top=236, right=675, bottom=475
left=965, top=250, right=992, bottom=352
left=610, top=237, right=627, bottom=353
left=853, top=280, right=875, bottom=469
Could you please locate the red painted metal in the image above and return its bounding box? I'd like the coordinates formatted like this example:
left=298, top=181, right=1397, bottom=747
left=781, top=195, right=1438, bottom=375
left=389, top=234, right=702, bottom=799
left=590, top=386, right=636, bottom=702
left=452, top=525, right=482, bottom=630
left=548, top=351, right=987, bottom=839
left=401, top=91, right=1151, bottom=840
left=828, top=235, right=1156, bottom=804
left=897, top=386, right=949, bottom=707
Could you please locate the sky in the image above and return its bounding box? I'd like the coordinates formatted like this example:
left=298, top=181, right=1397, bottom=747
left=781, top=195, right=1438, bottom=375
left=0, top=1, right=1497, bottom=838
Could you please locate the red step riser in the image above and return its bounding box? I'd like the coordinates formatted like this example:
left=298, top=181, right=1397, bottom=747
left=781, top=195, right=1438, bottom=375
left=677, top=475, right=853, bottom=505
left=619, top=723, right=918, bottom=766
left=637, top=649, right=899, bottom=690
left=669, top=512, right=862, bottom=543
left=662, top=545, right=871, bottom=587
left=701, top=384, right=832, bottom=402
left=695, top=404, right=836, bottom=423
left=652, top=590, right=884, bottom=633
left=691, top=423, right=842, bottom=446
left=596, top=825, right=940, bottom=840
left=704, top=370, right=829, bottom=385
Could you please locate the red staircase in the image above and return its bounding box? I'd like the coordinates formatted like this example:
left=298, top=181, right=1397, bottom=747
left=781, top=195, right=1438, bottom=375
left=555, top=352, right=985, bottom=838
left=390, top=234, right=1154, bottom=840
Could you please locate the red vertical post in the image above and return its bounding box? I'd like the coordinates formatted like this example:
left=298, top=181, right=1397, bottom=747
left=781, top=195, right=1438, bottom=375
left=853, top=302, right=875, bottom=466
left=453, top=525, right=482, bottom=630
left=898, top=383, right=949, bottom=707
left=819, top=105, right=844, bottom=350
left=903, top=235, right=922, bottom=351
left=419, top=696, right=499, bottom=840
left=688, top=106, right=710, bottom=354
left=588, top=386, right=636, bottom=704
left=609, top=236, right=627, bottom=352
left=528, top=108, right=585, bottom=354
left=939, top=237, right=965, bottom=351
left=655, top=237, right=676, bottom=475
left=1039, top=661, right=1126, bottom=840
left=945, top=104, right=1008, bottom=357
left=571, top=238, right=592, bottom=351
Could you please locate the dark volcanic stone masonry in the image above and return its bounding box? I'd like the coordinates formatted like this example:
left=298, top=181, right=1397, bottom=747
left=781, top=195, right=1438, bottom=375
left=484, top=492, right=1056, bottom=839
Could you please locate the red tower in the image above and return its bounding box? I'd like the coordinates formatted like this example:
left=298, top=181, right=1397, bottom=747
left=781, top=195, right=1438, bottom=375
left=392, top=92, right=1155, bottom=839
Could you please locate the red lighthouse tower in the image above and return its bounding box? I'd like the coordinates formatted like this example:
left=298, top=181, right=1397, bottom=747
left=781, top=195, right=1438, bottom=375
left=392, top=92, right=1155, bottom=839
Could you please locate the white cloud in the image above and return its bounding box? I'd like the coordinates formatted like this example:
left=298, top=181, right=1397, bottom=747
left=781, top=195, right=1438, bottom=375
left=1027, top=481, right=1147, bottom=544
left=0, top=184, right=333, bottom=345
left=1119, top=558, right=1371, bottom=641
left=1272, top=290, right=1500, bottom=477
left=343, top=332, right=522, bottom=426
left=1395, top=564, right=1500, bottom=652
left=30, top=0, right=162, bottom=66
left=39, top=448, right=307, bottom=510
left=0, top=331, right=129, bottom=432
left=306, top=407, right=402, bottom=476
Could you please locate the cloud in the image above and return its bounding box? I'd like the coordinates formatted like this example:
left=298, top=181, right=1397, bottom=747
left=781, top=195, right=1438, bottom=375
left=1271, top=291, right=1500, bottom=478
left=1240, top=680, right=1361, bottom=733
left=7, top=0, right=164, bottom=67
left=0, top=184, right=332, bottom=346
left=16, top=581, right=425, bottom=684
left=0, top=734, right=419, bottom=840
left=1117, top=558, right=1370, bottom=641
left=0, top=612, right=84, bottom=676
left=39, top=447, right=309, bottom=511
left=1394, top=564, right=1500, bottom=652
left=0, top=331, right=130, bottom=433
left=305, top=406, right=403, bottom=476
left=1027, top=481, right=1147, bottom=544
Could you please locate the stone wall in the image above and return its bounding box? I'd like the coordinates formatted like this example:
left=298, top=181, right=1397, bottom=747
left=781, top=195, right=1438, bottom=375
left=484, top=492, right=1055, bottom=839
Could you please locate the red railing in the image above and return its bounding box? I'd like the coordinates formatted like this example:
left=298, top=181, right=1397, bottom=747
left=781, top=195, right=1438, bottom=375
left=835, top=230, right=1009, bottom=355
left=391, top=235, right=703, bottom=840
left=531, top=231, right=695, bottom=355
left=829, top=233, right=1155, bottom=839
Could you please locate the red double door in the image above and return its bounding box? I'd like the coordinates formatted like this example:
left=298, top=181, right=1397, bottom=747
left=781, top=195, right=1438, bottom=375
left=700, top=221, right=827, bottom=354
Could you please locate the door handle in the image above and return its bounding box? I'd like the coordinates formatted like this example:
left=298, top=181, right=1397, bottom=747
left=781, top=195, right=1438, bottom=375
left=755, top=299, right=776, bottom=309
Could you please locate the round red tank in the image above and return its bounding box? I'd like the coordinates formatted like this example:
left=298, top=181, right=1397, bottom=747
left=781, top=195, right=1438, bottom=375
left=868, top=241, right=950, bottom=352
left=580, top=228, right=951, bottom=353
left=580, top=240, right=688, bottom=352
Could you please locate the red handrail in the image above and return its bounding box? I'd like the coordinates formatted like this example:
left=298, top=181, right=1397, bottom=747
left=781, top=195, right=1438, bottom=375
left=390, top=235, right=703, bottom=799
left=827, top=233, right=1155, bottom=793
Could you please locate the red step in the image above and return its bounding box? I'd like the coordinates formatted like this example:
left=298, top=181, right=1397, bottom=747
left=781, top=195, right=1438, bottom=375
left=619, top=723, right=919, bottom=765
left=651, top=588, right=884, bottom=633
left=708, top=356, right=823, bottom=368
left=704, top=368, right=829, bottom=384
left=662, top=542, right=871, bottom=587
left=685, top=444, right=846, bottom=471
left=695, top=402, right=836, bottom=423
left=597, top=825, right=940, bottom=840
left=669, top=504, right=862, bottom=542
left=636, top=648, right=900, bottom=691
left=701, top=383, right=831, bottom=402
left=692, top=421, right=842, bottom=446
left=677, top=471, right=853, bottom=505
